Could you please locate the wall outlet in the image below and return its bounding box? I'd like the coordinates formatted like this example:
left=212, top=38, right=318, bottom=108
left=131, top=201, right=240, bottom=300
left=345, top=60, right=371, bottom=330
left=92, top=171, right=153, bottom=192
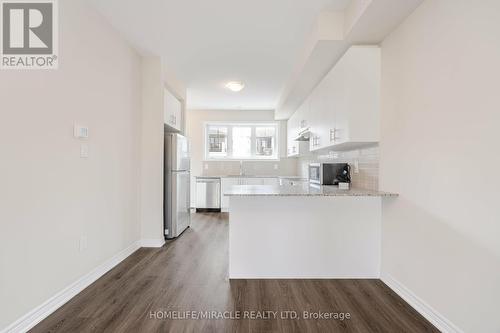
left=328, top=151, right=339, bottom=159
left=80, top=143, right=89, bottom=158
left=79, top=236, right=88, bottom=252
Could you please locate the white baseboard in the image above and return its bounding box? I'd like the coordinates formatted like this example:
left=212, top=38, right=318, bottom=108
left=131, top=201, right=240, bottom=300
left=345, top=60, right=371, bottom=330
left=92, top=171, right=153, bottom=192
left=381, top=273, right=463, bottom=333
left=140, top=238, right=165, bottom=248
left=2, top=241, right=142, bottom=333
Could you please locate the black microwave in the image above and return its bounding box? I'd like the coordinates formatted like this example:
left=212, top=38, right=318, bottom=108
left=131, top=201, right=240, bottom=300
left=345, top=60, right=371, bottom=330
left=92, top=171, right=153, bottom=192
left=308, top=163, right=351, bottom=185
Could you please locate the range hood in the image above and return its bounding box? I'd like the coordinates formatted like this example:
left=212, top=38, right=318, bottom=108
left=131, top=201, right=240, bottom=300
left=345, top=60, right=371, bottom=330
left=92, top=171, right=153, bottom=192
left=294, top=127, right=310, bottom=141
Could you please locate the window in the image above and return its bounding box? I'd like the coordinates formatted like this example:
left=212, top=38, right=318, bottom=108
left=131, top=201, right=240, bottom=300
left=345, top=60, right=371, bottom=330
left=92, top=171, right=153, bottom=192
left=232, top=127, right=252, bottom=158
left=205, top=122, right=279, bottom=160
left=207, top=126, right=228, bottom=158
left=255, top=126, right=275, bottom=157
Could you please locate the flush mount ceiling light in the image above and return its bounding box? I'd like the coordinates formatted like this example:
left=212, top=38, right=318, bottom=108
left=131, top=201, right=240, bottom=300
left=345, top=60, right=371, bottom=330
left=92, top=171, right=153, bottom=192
left=225, top=81, right=245, bottom=92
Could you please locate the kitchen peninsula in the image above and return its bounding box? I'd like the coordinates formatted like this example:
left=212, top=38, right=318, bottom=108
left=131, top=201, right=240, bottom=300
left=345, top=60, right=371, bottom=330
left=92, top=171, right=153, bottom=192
left=225, top=183, right=397, bottom=279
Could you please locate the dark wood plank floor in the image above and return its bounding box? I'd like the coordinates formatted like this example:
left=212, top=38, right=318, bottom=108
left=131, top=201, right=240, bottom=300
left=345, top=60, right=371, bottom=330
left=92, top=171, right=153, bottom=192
left=31, top=213, right=438, bottom=333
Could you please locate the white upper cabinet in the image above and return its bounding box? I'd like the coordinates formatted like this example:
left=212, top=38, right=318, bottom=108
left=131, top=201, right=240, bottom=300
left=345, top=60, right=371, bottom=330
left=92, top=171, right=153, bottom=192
left=287, top=111, right=299, bottom=157
left=164, top=87, right=182, bottom=132
left=286, top=45, right=380, bottom=154
left=287, top=99, right=310, bottom=157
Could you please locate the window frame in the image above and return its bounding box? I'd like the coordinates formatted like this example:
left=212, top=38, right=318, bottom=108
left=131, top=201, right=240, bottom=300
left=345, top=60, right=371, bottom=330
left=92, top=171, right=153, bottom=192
left=204, top=121, right=280, bottom=161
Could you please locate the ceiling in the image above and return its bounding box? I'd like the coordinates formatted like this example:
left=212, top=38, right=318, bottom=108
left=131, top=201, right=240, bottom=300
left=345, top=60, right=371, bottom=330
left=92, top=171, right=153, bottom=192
left=86, top=0, right=351, bottom=110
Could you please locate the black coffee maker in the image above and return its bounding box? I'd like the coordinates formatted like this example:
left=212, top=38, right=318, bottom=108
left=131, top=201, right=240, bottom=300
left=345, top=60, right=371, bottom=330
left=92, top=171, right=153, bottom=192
left=332, top=163, right=351, bottom=185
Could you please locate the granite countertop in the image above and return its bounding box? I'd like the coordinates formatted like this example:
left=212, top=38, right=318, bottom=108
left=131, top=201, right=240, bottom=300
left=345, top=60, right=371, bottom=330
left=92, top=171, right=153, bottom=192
left=224, top=184, right=398, bottom=197
left=195, top=175, right=308, bottom=180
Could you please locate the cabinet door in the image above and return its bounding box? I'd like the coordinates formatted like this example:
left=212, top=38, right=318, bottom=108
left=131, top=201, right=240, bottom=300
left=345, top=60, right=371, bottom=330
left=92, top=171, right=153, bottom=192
left=290, top=114, right=300, bottom=156
left=287, top=115, right=295, bottom=157
left=312, top=79, right=335, bottom=151
left=242, top=178, right=263, bottom=185
left=164, top=88, right=182, bottom=131
left=164, top=88, right=172, bottom=125
left=262, top=177, right=279, bottom=186
left=173, top=99, right=182, bottom=131
left=287, top=112, right=299, bottom=157
left=343, top=46, right=380, bottom=142
left=324, top=60, right=345, bottom=146
left=330, top=51, right=349, bottom=144
left=308, top=90, right=324, bottom=151
left=221, top=178, right=239, bottom=211
left=296, top=99, right=309, bottom=131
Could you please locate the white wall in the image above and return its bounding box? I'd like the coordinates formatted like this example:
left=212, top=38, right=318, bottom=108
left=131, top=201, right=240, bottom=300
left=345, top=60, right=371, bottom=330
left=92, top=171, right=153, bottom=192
left=380, top=1, right=500, bottom=332
left=140, top=57, right=165, bottom=244
left=140, top=58, right=187, bottom=243
left=0, top=0, right=142, bottom=329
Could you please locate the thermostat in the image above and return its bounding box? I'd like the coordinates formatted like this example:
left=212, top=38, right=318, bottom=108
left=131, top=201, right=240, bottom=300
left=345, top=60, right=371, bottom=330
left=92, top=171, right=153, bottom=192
left=74, top=124, right=89, bottom=139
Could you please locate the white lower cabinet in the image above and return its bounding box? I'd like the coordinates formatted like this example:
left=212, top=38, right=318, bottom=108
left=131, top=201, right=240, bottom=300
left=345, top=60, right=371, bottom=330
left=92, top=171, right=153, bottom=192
left=241, top=178, right=263, bottom=185
left=262, top=177, right=279, bottom=186
left=221, top=178, right=239, bottom=212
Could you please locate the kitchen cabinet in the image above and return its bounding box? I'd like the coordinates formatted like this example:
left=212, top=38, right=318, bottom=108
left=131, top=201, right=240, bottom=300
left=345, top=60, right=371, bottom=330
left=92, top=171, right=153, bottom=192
left=287, top=45, right=380, bottom=154
left=312, top=45, right=380, bottom=151
left=262, top=177, right=279, bottom=186
left=239, top=177, right=280, bottom=186
left=308, top=81, right=329, bottom=151
left=240, top=178, right=262, bottom=186
left=221, top=177, right=239, bottom=212
left=280, top=178, right=307, bottom=186
left=287, top=101, right=310, bottom=157
left=287, top=112, right=298, bottom=157
left=164, top=87, right=182, bottom=131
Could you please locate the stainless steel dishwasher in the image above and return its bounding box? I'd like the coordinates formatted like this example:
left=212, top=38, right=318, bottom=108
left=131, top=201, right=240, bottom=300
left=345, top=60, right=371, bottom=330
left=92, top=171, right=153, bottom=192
left=195, top=177, right=221, bottom=212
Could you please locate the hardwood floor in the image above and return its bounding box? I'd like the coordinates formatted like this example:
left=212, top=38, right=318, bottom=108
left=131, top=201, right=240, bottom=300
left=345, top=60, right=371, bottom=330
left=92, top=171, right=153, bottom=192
left=31, top=213, right=438, bottom=332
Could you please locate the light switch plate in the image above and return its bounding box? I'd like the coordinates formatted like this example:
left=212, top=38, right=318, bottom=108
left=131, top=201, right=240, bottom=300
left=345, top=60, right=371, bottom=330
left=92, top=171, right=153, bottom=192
left=80, top=144, right=89, bottom=158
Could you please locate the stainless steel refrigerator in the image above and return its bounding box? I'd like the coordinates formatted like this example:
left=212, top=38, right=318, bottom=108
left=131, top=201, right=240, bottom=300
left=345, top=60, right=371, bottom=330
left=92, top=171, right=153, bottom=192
left=164, top=133, right=191, bottom=239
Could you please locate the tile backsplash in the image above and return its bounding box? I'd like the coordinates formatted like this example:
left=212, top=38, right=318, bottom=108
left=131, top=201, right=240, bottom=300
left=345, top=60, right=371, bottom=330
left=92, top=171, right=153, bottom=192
left=297, top=146, right=379, bottom=190
left=198, top=146, right=379, bottom=190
